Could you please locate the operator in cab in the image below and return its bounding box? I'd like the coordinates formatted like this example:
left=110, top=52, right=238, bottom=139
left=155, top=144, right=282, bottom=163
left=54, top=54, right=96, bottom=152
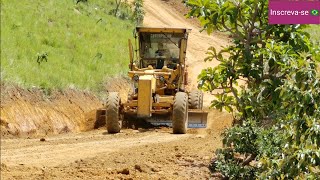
left=155, top=42, right=170, bottom=69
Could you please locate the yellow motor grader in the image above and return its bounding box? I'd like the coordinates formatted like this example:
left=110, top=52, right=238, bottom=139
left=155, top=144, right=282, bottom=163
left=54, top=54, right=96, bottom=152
left=104, top=27, right=208, bottom=134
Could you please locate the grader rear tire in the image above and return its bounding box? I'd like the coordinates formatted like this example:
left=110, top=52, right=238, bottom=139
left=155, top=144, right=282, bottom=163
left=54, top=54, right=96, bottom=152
left=188, top=90, right=203, bottom=109
left=172, top=92, right=188, bottom=134
left=106, top=92, right=121, bottom=134
left=199, top=91, right=203, bottom=109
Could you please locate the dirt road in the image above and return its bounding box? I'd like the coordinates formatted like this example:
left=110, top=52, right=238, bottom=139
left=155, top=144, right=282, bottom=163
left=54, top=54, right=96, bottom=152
left=1, top=110, right=232, bottom=179
left=1, top=0, right=231, bottom=179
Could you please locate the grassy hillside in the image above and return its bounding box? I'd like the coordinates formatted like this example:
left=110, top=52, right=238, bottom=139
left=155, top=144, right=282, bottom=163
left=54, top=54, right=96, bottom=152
left=1, top=0, right=134, bottom=91
left=305, top=25, right=320, bottom=73
left=306, top=25, right=320, bottom=43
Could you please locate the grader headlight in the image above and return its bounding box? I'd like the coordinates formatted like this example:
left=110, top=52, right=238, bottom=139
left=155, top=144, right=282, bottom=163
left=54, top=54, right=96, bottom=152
left=133, top=74, right=139, bottom=82
left=159, top=75, right=166, bottom=83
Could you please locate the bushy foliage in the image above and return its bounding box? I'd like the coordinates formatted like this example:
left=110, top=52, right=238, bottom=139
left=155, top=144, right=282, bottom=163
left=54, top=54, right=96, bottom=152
left=132, top=0, right=145, bottom=26
left=186, top=0, right=320, bottom=179
left=109, top=0, right=132, bottom=20
left=260, top=58, right=320, bottom=179
left=108, top=0, right=145, bottom=23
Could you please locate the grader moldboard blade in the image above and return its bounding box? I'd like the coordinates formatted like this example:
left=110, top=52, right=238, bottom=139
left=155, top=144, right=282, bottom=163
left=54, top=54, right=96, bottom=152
left=95, top=109, right=208, bottom=129
left=147, top=110, right=208, bottom=128
left=187, top=109, right=208, bottom=128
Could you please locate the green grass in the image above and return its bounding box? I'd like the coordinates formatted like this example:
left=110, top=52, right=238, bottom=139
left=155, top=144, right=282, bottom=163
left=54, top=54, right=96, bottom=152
left=306, top=25, right=320, bottom=43
left=1, top=0, right=134, bottom=91
left=305, top=25, right=320, bottom=73
left=1, top=1, right=319, bottom=91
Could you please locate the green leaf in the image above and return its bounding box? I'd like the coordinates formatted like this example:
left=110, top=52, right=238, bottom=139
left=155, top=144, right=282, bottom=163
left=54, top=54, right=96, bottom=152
left=225, top=105, right=233, bottom=113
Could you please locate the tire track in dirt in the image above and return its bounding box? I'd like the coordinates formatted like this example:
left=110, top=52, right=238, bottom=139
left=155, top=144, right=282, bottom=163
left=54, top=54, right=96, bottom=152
left=1, top=130, right=190, bottom=167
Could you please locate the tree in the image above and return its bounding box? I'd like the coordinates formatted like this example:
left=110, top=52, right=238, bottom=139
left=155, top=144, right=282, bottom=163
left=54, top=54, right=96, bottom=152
left=132, top=0, right=144, bottom=26
left=186, top=0, right=320, bottom=178
left=114, top=0, right=122, bottom=17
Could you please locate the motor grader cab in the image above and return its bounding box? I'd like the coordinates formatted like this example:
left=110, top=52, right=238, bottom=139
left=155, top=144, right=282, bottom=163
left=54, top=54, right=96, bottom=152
left=104, top=27, right=208, bottom=134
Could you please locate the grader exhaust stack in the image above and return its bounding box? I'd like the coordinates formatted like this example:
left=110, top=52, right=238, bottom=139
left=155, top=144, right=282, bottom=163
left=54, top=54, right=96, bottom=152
left=101, top=27, right=208, bottom=134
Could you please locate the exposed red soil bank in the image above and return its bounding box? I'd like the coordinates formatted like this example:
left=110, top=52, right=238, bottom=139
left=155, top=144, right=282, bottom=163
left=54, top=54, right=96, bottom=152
left=1, top=85, right=103, bottom=137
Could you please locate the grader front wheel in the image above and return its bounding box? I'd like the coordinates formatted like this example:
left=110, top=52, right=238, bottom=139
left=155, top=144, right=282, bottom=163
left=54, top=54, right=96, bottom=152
left=106, top=92, right=122, bottom=133
left=172, top=92, right=188, bottom=134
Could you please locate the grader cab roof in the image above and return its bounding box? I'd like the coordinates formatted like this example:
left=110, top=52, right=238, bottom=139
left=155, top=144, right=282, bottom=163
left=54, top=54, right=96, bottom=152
left=135, top=27, right=191, bottom=69
left=136, top=27, right=191, bottom=34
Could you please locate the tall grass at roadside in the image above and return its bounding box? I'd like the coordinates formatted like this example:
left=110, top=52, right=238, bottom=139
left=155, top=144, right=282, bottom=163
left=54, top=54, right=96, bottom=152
left=306, top=25, right=320, bottom=43
left=305, top=25, right=320, bottom=74
left=1, top=0, right=134, bottom=91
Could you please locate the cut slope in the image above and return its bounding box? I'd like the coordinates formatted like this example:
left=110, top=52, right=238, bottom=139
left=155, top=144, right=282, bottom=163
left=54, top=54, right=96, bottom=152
left=0, top=77, right=132, bottom=137
left=0, top=85, right=101, bottom=137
